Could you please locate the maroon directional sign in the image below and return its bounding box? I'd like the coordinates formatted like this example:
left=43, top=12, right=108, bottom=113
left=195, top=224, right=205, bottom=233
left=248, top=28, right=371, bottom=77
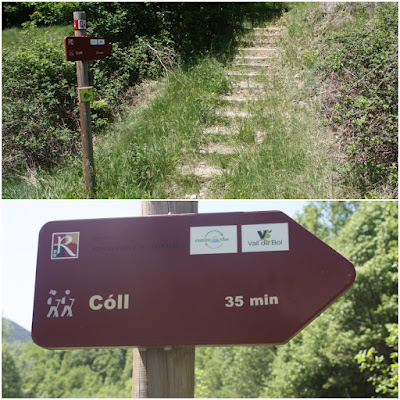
left=64, top=36, right=112, bottom=61
left=32, top=211, right=355, bottom=349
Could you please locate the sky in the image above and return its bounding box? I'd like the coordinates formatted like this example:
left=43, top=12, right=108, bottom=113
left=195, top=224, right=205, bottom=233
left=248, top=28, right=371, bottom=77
left=1, top=199, right=310, bottom=332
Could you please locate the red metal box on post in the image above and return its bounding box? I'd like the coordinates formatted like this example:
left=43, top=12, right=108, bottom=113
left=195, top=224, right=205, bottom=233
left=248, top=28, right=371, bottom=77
left=64, top=36, right=112, bottom=61
left=32, top=211, right=355, bottom=349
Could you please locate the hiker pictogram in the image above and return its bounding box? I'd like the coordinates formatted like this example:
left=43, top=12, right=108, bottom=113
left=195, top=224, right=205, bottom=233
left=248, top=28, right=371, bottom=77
left=46, top=290, right=75, bottom=318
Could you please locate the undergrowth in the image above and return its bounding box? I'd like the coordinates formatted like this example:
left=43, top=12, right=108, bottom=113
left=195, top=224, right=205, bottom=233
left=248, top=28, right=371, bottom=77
left=2, top=59, right=231, bottom=198
left=271, top=2, right=398, bottom=198
left=318, top=3, right=398, bottom=197
left=313, top=3, right=398, bottom=197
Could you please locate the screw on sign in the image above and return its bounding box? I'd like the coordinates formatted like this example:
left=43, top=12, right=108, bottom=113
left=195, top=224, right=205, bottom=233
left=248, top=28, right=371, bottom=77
left=32, top=211, right=355, bottom=349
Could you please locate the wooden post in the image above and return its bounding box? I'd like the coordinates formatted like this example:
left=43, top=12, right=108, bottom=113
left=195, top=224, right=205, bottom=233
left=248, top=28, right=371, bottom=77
left=73, top=11, right=96, bottom=198
left=132, top=200, right=197, bottom=398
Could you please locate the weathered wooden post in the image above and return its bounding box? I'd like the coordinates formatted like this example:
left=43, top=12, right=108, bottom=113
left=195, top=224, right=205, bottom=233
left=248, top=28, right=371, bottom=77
left=73, top=11, right=96, bottom=198
left=132, top=200, right=197, bottom=398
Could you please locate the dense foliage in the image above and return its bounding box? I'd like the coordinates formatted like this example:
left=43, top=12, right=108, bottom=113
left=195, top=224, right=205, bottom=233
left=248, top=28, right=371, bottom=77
left=3, top=202, right=398, bottom=397
left=2, top=38, right=78, bottom=170
left=2, top=2, right=284, bottom=174
left=2, top=324, right=23, bottom=398
left=196, top=201, right=398, bottom=398
left=317, top=3, right=398, bottom=197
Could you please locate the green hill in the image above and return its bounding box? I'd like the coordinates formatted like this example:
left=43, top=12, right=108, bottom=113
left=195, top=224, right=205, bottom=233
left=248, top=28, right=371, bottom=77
left=2, top=318, right=31, bottom=344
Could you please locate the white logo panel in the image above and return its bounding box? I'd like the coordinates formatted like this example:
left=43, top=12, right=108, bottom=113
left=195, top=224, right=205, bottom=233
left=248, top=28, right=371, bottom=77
left=190, top=225, right=238, bottom=255
left=242, top=223, right=289, bottom=253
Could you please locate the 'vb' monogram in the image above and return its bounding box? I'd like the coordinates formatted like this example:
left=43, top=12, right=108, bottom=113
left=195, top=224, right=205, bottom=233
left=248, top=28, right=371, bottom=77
left=257, top=230, right=272, bottom=240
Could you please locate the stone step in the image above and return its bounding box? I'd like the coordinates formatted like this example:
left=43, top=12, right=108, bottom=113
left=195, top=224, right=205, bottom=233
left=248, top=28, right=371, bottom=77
left=254, top=31, right=283, bottom=36
left=233, top=63, right=270, bottom=68
left=199, top=143, right=237, bottom=155
left=204, top=126, right=235, bottom=136
left=233, top=81, right=264, bottom=89
left=250, top=40, right=279, bottom=47
left=227, top=71, right=262, bottom=77
left=180, top=162, right=224, bottom=178
left=240, top=39, right=277, bottom=47
left=252, top=27, right=286, bottom=31
left=220, top=95, right=260, bottom=102
left=238, top=47, right=277, bottom=52
left=239, top=56, right=273, bottom=61
left=231, top=89, right=266, bottom=97
left=216, top=110, right=254, bottom=118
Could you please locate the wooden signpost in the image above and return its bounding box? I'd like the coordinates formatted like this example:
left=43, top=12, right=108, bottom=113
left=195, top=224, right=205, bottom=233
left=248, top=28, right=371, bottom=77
left=65, top=11, right=112, bottom=198
left=132, top=201, right=197, bottom=398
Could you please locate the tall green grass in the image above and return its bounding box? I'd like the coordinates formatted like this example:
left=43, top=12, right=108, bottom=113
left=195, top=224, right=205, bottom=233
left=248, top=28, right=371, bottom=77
left=2, top=59, right=231, bottom=198
left=2, top=25, right=72, bottom=50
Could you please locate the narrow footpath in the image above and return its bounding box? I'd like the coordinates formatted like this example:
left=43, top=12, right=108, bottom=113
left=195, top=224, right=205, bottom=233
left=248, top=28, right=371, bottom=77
left=179, top=21, right=287, bottom=198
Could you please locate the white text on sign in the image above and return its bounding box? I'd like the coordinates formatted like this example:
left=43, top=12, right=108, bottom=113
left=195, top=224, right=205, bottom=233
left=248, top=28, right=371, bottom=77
left=225, top=294, right=279, bottom=307
left=89, top=294, right=130, bottom=310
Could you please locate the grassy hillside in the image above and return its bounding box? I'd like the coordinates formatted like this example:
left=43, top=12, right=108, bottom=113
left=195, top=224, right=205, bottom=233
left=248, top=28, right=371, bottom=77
left=2, top=24, right=71, bottom=50
left=2, top=318, right=31, bottom=344
left=2, top=2, right=397, bottom=198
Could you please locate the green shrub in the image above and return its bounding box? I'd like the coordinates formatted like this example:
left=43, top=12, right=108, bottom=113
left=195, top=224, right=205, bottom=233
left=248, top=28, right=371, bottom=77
left=91, top=34, right=178, bottom=109
left=1, top=30, right=177, bottom=173
left=2, top=38, right=78, bottom=172
left=318, top=3, right=398, bottom=196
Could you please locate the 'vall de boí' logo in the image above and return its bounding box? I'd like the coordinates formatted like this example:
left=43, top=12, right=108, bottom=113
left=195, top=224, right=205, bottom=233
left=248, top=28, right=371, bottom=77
left=249, top=228, right=282, bottom=247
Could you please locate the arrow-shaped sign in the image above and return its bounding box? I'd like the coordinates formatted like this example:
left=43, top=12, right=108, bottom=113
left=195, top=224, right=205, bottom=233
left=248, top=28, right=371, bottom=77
left=32, top=211, right=355, bottom=349
left=64, top=36, right=112, bottom=61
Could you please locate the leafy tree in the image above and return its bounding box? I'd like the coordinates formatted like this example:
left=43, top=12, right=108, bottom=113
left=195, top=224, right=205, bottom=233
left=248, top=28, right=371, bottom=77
left=355, top=323, right=398, bottom=397
left=2, top=2, right=35, bottom=28
left=15, top=342, right=132, bottom=397
left=2, top=324, right=23, bottom=398
left=2, top=343, right=23, bottom=398
left=195, top=345, right=275, bottom=398
left=295, top=201, right=359, bottom=241
left=263, top=202, right=398, bottom=397
left=196, top=202, right=397, bottom=398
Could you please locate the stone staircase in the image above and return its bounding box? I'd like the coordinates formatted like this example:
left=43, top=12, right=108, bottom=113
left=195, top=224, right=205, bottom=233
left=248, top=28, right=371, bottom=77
left=180, top=23, right=287, bottom=198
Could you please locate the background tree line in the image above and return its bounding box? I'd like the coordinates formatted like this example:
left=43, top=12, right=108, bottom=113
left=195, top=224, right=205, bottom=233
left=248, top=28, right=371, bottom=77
left=3, top=201, right=398, bottom=397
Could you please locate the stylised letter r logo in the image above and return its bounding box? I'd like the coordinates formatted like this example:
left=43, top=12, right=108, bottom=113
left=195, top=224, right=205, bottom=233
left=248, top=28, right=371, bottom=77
left=55, top=236, right=76, bottom=257
left=51, top=232, right=79, bottom=259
